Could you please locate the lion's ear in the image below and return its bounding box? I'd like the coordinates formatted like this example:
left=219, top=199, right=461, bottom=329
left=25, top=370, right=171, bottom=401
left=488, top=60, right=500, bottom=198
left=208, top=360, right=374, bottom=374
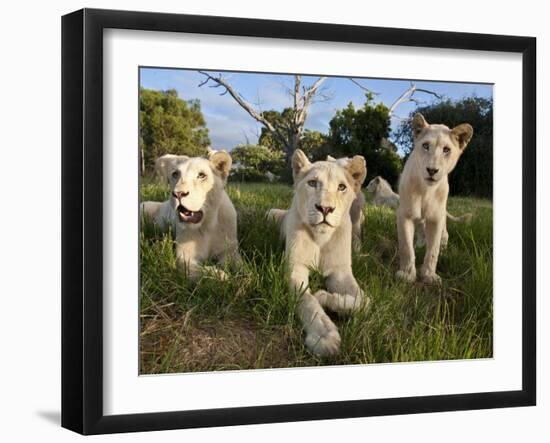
left=206, top=146, right=217, bottom=159
left=451, top=123, right=474, bottom=150
left=412, top=113, right=428, bottom=137
left=326, top=155, right=336, bottom=162
left=292, top=149, right=311, bottom=181
left=210, top=151, right=232, bottom=179
left=346, top=155, right=367, bottom=189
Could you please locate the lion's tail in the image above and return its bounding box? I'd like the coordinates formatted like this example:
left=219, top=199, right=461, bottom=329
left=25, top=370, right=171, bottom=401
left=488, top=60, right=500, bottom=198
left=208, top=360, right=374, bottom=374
left=446, top=211, right=473, bottom=223
left=266, top=208, right=287, bottom=226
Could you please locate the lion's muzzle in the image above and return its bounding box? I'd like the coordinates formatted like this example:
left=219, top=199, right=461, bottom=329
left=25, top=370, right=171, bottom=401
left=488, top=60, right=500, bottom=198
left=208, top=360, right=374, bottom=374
left=177, top=204, right=204, bottom=224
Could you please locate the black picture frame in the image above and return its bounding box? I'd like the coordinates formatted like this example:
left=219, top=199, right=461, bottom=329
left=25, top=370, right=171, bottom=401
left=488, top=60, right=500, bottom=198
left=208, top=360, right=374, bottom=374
left=61, top=8, right=536, bottom=435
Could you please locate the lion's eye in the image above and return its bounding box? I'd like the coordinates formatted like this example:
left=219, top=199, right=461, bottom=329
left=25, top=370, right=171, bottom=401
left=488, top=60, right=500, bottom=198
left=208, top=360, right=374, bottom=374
left=443, top=146, right=451, bottom=154
left=307, top=180, right=317, bottom=188
left=171, top=170, right=179, bottom=179
left=422, top=142, right=430, bottom=151
left=197, top=172, right=207, bottom=180
left=338, top=183, right=347, bottom=192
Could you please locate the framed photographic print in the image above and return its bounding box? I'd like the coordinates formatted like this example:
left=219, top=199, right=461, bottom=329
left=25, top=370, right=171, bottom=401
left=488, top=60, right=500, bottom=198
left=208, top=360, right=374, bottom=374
left=61, top=8, right=536, bottom=435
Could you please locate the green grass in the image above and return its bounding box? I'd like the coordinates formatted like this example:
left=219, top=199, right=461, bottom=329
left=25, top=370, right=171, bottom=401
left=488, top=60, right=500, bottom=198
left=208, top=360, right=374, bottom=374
left=139, top=181, right=493, bottom=374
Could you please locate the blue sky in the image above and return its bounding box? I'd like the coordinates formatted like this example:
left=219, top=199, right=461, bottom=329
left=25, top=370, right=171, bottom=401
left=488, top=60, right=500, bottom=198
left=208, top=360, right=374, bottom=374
left=140, top=67, right=492, bottom=152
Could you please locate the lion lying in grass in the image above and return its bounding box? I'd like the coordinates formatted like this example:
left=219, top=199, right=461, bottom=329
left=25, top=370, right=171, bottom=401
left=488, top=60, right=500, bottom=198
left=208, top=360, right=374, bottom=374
left=365, top=176, right=400, bottom=209
left=141, top=151, right=242, bottom=280
left=268, top=149, right=368, bottom=357
left=271, top=155, right=366, bottom=252
left=396, top=113, right=473, bottom=285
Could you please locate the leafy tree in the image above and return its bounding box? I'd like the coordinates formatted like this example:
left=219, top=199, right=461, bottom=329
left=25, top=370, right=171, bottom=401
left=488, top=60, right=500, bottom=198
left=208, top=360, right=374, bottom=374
left=230, top=144, right=285, bottom=182
left=139, top=88, right=210, bottom=175
left=257, top=110, right=329, bottom=180
left=301, top=130, right=329, bottom=161
left=328, top=99, right=403, bottom=187
left=394, top=97, right=493, bottom=197
left=257, top=109, right=294, bottom=153
left=258, top=110, right=327, bottom=156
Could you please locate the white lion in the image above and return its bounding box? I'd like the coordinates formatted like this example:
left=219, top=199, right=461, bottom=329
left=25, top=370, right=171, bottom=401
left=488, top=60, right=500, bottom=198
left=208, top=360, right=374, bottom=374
left=365, top=176, right=400, bottom=209
left=267, top=149, right=368, bottom=357
left=396, top=113, right=473, bottom=285
left=141, top=151, right=242, bottom=280
left=269, top=155, right=366, bottom=253
left=366, top=175, right=471, bottom=249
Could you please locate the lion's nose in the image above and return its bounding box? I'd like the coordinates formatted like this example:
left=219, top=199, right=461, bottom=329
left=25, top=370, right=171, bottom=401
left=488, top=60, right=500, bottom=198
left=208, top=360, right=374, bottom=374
left=315, top=204, right=335, bottom=216
left=426, top=167, right=439, bottom=177
left=173, top=191, right=189, bottom=199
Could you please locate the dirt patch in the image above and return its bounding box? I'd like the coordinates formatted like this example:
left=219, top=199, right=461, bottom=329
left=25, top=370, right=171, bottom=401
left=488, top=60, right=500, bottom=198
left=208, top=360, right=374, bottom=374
left=140, top=311, right=297, bottom=374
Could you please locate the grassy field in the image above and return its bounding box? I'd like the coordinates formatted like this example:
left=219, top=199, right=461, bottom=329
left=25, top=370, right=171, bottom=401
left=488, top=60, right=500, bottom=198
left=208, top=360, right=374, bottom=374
left=139, top=181, right=493, bottom=374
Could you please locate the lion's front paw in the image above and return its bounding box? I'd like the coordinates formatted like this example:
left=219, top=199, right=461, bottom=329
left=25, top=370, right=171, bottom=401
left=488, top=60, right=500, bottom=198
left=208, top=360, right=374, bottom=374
left=396, top=268, right=416, bottom=283
left=314, top=289, right=363, bottom=313
left=420, top=271, right=442, bottom=286
left=305, top=318, right=341, bottom=358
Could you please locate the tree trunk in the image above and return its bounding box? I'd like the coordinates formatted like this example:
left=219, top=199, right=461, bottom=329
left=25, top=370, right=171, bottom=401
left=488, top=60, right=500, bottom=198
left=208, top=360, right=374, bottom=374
left=140, top=146, right=145, bottom=176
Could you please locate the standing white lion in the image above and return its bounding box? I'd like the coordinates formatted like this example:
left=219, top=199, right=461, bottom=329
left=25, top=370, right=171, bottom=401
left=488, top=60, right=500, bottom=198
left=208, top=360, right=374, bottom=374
left=396, top=113, right=473, bottom=285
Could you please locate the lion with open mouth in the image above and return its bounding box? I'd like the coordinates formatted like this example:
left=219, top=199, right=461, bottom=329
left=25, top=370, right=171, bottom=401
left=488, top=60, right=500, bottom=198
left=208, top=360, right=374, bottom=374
left=141, top=151, right=242, bottom=280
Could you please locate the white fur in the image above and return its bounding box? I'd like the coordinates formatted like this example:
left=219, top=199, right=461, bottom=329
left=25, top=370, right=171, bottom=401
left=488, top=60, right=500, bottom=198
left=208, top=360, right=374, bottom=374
left=365, top=176, right=400, bottom=209
left=396, top=113, right=473, bottom=285
left=366, top=175, right=471, bottom=248
left=154, top=154, right=189, bottom=183
left=326, top=155, right=366, bottom=252
left=142, top=152, right=242, bottom=280
left=268, top=149, right=368, bottom=357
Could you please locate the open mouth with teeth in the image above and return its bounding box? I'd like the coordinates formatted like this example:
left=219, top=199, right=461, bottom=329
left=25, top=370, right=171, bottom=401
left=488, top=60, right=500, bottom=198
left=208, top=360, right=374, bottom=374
left=177, top=205, right=204, bottom=224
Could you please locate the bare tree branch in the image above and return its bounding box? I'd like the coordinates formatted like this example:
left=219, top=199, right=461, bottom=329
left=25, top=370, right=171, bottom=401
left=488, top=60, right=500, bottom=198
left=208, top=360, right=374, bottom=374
left=415, top=88, right=442, bottom=99
left=198, top=71, right=289, bottom=150
left=198, top=71, right=328, bottom=157
left=294, top=75, right=301, bottom=113
left=348, top=78, right=380, bottom=96
left=303, top=77, right=327, bottom=106
left=388, top=83, right=442, bottom=117
left=296, top=76, right=327, bottom=128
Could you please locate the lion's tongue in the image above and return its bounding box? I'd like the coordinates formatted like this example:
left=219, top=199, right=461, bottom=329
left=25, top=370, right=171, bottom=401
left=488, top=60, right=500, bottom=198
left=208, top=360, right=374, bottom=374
left=178, top=207, right=203, bottom=224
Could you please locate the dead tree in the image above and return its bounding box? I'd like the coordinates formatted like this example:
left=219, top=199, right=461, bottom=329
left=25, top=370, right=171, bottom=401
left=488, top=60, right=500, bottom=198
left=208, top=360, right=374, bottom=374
left=198, top=71, right=327, bottom=160
left=349, top=79, right=442, bottom=119
left=349, top=79, right=442, bottom=153
left=387, top=82, right=442, bottom=118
